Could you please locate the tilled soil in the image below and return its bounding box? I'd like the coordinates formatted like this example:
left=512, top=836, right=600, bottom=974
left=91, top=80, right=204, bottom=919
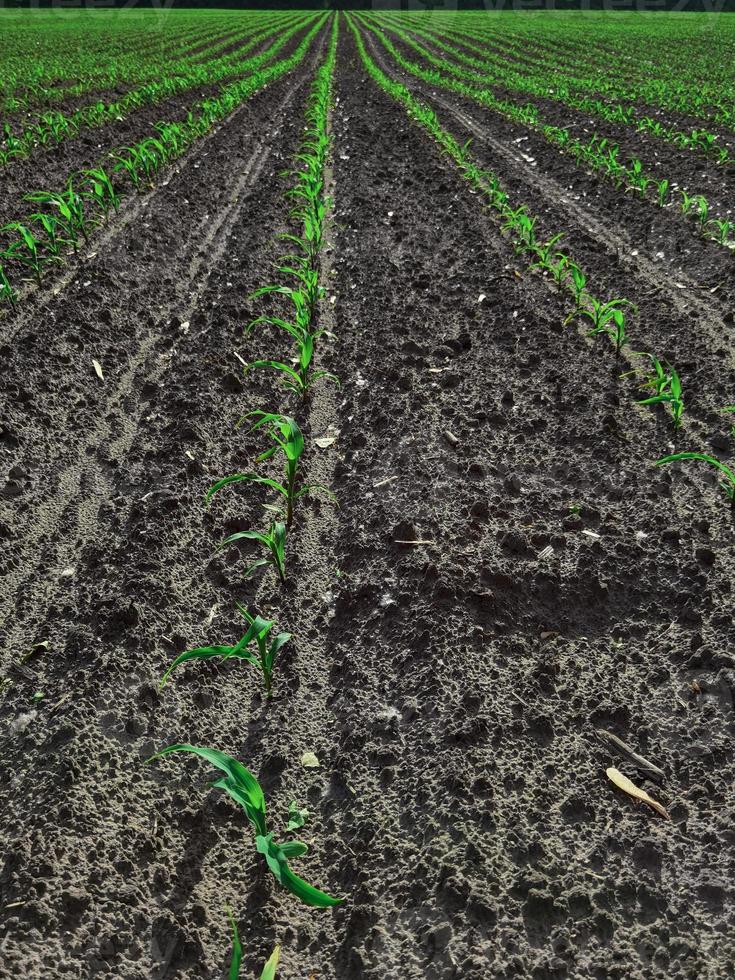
left=1, top=19, right=735, bottom=980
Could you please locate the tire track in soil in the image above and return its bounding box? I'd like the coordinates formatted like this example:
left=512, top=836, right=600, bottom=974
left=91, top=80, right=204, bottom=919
left=0, top=30, right=337, bottom=980
left=313, top=26, right=734, bottom=980
left=360, top=25, right=735, bottom=431
left=0, top=36, right=328, bottom=662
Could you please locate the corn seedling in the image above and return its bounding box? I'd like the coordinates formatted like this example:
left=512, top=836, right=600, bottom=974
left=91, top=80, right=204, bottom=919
left=146, top=745, right=342, bottom=907
left=245, top=328, right=338, bottom=397
left=259, top=946, right=280, bottom=980
left=655, top=179, right=670, bottom=208
left=219, top=520, right=288, bottom=585
left=534, top=251, right=571, bottom=291
left=657, top=452, right=735, bottom=510
left=30, top=212, right=71, bottom=259
left=580, top=297, right=635, bottom=356
left=113, top=147, right=146, bottom=189
left=561, top=262, right=588, bottom=322
left=680, top=190, right=697, bottom=215
left=227, top=910, right=280, bottom=979
left=227, top=909, right=242, bottom=980
left=25, top=181, right=88, bottom=250
left=626, top=158, right=651, bottom=196
left=81, top=168, right=120, bottom=218
left=207, top=412, right=335, bottom=527
left=160, top=605, right=290, bottom=697
left=0, top=263, right=17, bottom=308
left=634, top=354, right=684, bottom=429
left=1, top=223, right=44, bottom=282
left=530, top=232, right=564, bottom=266
left=502, top=206, right=537, bottom=254
left=708, top=219, right=734, bottom=246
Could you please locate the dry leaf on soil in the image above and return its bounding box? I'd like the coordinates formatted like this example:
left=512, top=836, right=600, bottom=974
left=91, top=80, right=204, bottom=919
left=606, top=767, right=670, bottom=820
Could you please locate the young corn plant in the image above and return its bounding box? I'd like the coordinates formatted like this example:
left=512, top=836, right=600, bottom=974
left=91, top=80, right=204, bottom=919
left=219, top=520, right=288, bottom=585
left=626, top=158, right=650, bottom=197
left=656, top=453, right=735, bottom=511
left=655, top=179, right=670, bottom=208
left=207, top=412, right=335, bottom=528
left=635, top=355, right=684, bottom=430
left=534, top=251, right=571, bottom=291
left=530, top=232, right=564, bottom=267
left=502, top=206, right=537, bottom=254
left=160, top=605, right=291, bottom=697
left=146, top=745, right=342, bottom=907
left=25, top=181, right=88, bottom=251
left=0, top=263, right=17, bottom=308
left=562, top=262, right=588, bottom=322
left=580, top=298, right=635, bottom=357
left=81, top=167, right=120, bottom=219
left=0, top=223, right=44, bottom=282
left=30, top=212, right=71, bottom=260
left=245, top=311, right=338, bottom=397
left=708, top=219, right=734, bottom=246
left=227, top=910, right=242, bottom=980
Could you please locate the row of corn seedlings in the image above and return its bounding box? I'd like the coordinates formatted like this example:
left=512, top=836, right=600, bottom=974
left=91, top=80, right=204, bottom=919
left=0, top=13, right=313, bottom=169
left=147, top=18, right=342, bottom=977
left=381, top=15, right=734, bottom=170
left=0, top=17, right=328, bottom=312
left=358, top=17, right=735, bottom=254
left=348, top=14, right=735, bottom=515
left=0, top=11, right=263, bottom=113
left=381, top=11, right=735, bottom=135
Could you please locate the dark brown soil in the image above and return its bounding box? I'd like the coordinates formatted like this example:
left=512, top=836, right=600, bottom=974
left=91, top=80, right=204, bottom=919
left=1, top=18, right=734, bottom=980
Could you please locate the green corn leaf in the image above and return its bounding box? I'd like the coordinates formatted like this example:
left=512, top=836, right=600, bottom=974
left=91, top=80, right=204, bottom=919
left=280, top=860, right=342, bottom=908
left=227, top=909, right=242, bottom=980
left=221, top=530, right=271, bottom=549
left=278, top=840, right=309, bottom=859
left=245, top=558, right=272, bottom=579
left=146, top=744, right=267, bottom=835
left=160, top=644, right=236, bottom=687
left=266, top=633, right=291, bottom=672
left=255, top=834, right=342, bottom=908
left=656, top=452, right=735, bottom=486
left=639, top=394, right=672, bottom=407
left=260, top=946, right=280, bottom=980
left=247, top=360, right=304, bottom=389
left=208, top=474, right=288, bottom=504
left=207, top=473, right=268, bottom=503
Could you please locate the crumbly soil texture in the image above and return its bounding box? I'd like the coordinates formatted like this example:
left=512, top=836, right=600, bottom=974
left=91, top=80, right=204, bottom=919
left=1, top=22, right=735, bottom=980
